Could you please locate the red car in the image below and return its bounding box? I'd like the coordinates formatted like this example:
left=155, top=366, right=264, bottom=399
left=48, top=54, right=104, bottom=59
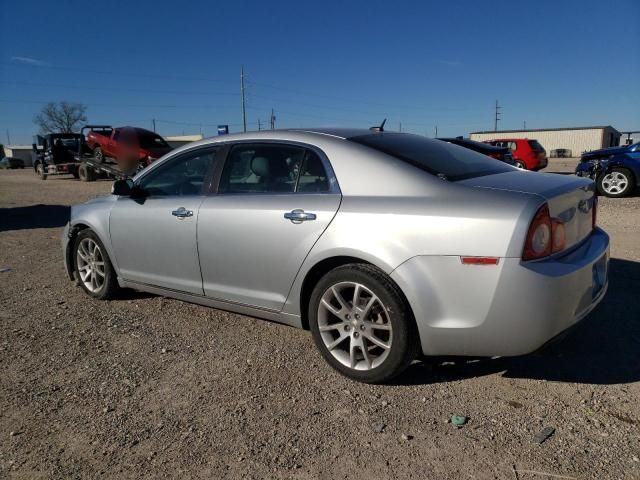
left=483, top=138, right=548, bottom=171
left=86, top=126, right=173, bottom=168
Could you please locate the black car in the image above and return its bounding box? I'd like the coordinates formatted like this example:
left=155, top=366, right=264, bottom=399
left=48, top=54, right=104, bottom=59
left=437, top=137, right=517, bottom=167
left=0, top=157, right=25, bottom=169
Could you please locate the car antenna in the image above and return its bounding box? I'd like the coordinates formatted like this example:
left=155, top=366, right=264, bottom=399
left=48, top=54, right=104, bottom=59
left=369, top=118, right=386, bottom=132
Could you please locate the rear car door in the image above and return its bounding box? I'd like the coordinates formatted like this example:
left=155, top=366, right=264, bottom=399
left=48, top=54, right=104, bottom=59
left=197, top=142, right=341, bottom=311
left=109, top=146, right=219, bottom=294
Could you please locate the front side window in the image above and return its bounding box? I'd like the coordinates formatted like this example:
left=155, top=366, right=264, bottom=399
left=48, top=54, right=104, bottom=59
left=139, top=134, right=170, bottom=149
left=137, top=148, right=217, bottom=196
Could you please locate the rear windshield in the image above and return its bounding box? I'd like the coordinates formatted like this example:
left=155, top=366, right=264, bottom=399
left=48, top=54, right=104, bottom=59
left=528, top=140, right=544, bottom=151
left=139, top=135, right=170, bottom=149
left=349, top=133, right=512, bottom=181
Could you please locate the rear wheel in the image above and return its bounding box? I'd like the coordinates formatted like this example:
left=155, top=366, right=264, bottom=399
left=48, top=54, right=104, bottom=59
left=309, top=263, right=418, bottom=383
left=598, top=167, right=633, bottom=198
left=515, top=161, right=526, bottom=170
left=74, top=230, right=119, bottom=300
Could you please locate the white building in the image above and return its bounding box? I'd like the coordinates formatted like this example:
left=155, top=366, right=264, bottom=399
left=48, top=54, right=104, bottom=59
left=0, top=145, right=34, bottom=166
left=470, top=126, right=621, bottom=157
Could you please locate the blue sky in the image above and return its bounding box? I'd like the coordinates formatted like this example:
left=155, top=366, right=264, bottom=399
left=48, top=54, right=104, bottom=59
left=1, top=0, right=638, bottom=144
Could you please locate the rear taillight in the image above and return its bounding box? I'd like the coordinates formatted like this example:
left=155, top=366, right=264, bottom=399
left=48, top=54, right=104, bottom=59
left=592, top=196, right=598, bottom=228
left=522, top=204, right=568, bottom=260
left=523, top=205, right=552, bottom=260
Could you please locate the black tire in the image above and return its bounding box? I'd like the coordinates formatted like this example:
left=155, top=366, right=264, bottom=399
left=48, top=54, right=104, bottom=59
left=597, top=167, right=634, bottom=198
left=36, top=162, right=47, bottom=180
left=73, top=229, right=119, bottom=300
left=308, top=263, right=419, bottom=383
left=78, top=164, right=96, bottom=182
left=72, top=167, right=80, bottom=179
left=94, top=146, right=105, bottom=163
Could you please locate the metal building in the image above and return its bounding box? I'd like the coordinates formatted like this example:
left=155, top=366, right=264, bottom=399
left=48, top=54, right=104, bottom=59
left=470, top=126, right=621, bottom=157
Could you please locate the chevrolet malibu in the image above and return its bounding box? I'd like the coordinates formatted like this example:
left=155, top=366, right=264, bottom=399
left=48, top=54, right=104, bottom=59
left=62, top=129, right=609, bottom=383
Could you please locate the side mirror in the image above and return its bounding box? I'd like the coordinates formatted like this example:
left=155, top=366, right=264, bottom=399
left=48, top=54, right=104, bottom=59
left=111, top=178, right=134, bottom=196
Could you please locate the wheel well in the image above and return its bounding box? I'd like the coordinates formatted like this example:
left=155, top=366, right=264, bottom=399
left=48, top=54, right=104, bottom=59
left=66, top=223, right=90, bottom=279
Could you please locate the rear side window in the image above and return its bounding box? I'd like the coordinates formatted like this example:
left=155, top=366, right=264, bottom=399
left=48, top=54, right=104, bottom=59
left=528, top=140, right=544, bottom=151
left=350, top=133, right=512, bottom=181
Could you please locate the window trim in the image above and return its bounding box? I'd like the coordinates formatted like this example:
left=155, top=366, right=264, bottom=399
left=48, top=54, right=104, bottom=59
left=208, top=140, right=341, bottom=196
left=133, top=145, right=222, bottom=198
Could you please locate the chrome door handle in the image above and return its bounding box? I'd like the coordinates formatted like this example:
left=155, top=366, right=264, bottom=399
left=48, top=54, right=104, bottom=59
left=284, top=209, right=316, bottom=223
left=172, top=207, right=193, bottom=219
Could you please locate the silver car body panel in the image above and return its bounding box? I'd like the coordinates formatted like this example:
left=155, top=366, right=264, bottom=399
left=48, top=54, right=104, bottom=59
left=63, top=129, right=609, bottom=357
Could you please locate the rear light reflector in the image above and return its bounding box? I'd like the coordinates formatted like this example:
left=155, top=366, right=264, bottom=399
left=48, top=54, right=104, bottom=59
left=460, top=256, right=499, bottom=265
left=551, top=218, right=566, bottom=253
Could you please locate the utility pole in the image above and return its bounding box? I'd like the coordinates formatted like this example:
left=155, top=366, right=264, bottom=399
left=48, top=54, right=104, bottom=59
left=258, top=119, right=262, bottom=131
left=399, top=122, right=402, bottom=132
left=434, top=126, right=438, bottom=137
left=270, top=108, right=275, bottom=130
left=241, top=65, right=247, bottom=133
left=494, top=100, right=501, bottom=132
left=6, top=129, right=10, bottom=144
left=152, top=119, right=156, bottom=133
left=523, top=120, right=527, bottom=130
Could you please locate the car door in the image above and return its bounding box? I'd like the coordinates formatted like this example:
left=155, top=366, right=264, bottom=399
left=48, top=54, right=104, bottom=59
left=197, top=142, right=341, bottom=311
left=109, top=146, right=219, bottom=294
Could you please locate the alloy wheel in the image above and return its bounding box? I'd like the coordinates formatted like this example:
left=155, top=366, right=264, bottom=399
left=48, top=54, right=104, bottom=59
left=317, top=281, right=393, bottom=371
left=601, top=172, right=628, bottom=195
left=76, top=238, right=106, bottom=292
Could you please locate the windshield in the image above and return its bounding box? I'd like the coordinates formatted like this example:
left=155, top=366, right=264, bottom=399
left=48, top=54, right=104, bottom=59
left=139, top=134, right=170, bottom=149
left=349, top=133, right=513, bottom=181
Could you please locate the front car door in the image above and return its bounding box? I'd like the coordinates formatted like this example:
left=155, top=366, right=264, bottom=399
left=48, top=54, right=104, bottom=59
left=197, top=142, right=341, bottom=311
left=109, top=146, right=219, bottom=294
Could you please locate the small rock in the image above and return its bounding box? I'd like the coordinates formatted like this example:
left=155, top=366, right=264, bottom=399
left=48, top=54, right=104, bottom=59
left=0, top=267, right=11, bottom=273
left=632, top=455, right=639, bottom=462
left=532, top=426, right=555, bottom=444
left=400, top=433, right=413, bottom=441
left=161, top=348, right=167, bottom=354
left=10, top=431, right=21, bottom=437
left=373, top=422, right=386, bottom=433
left=381, top=400, right=388, bottom=407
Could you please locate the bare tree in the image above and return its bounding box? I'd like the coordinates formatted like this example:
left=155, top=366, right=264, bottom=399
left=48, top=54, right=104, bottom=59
left=34, top=101, right=88, bottom=133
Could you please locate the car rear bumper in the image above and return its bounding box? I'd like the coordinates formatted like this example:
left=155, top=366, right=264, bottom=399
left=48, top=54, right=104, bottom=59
left=391, top=228, right=609, bottom=357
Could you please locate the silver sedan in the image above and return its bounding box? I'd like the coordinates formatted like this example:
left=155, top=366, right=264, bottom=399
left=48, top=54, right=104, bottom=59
left=62, top=129, right=609, bottom=383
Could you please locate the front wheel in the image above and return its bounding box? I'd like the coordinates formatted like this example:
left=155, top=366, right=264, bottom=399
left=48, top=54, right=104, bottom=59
left=309, top=263, right=418, bottom=383
left=73, top=230, right=119, bottom=300
left=598, top=167, right=634, bottom=198
left=36, top=162, right=47, bottom=180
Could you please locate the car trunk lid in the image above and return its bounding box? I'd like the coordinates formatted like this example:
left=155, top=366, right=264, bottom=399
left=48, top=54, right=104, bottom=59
left=459, top=171, right=596, bottom=251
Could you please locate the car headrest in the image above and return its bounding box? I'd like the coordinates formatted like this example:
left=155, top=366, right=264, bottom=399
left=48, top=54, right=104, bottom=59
left=250, top=155, right=290, bottom=178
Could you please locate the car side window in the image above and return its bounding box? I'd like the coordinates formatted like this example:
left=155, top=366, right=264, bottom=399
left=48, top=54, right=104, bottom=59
left=219, top=144, right=305, bottom=194
left=137, top=148, right=217, bottom=197
left=296, top=150, right=329, bottom=193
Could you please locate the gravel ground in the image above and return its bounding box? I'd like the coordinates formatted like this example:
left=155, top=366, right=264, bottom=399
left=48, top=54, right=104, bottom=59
left=1, top=166, right=639, bottom=479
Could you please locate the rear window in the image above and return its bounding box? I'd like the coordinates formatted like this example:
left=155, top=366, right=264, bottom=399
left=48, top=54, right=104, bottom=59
left=139, top=135, right=170, bottom=149
left=528, top=140, right=544, bottom=151
left=349, top=133, right=512, bottom=181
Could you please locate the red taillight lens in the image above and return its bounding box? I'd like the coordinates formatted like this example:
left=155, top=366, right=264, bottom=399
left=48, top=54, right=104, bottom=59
left=523, top=204, right=568, bottom=260
left=592, top=196, right=598, bottom=228
left=523, top=205, right=552, bottom=260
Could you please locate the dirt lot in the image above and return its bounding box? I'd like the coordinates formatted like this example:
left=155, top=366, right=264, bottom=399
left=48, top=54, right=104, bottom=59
left=1, top=163, right=639, bottom=479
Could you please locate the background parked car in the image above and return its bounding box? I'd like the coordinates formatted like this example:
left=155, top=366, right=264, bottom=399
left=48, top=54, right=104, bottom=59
left=575, top=142, right=640, bottom=198
left=437, top=137, right=517, bottom=166
left=484, top=138, right=548, bottom=170
left=86, top=126, right=173, bottom=170
left=0, top=156, right=25, bottom=169
left=550, top=148, right=572, bottom=158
